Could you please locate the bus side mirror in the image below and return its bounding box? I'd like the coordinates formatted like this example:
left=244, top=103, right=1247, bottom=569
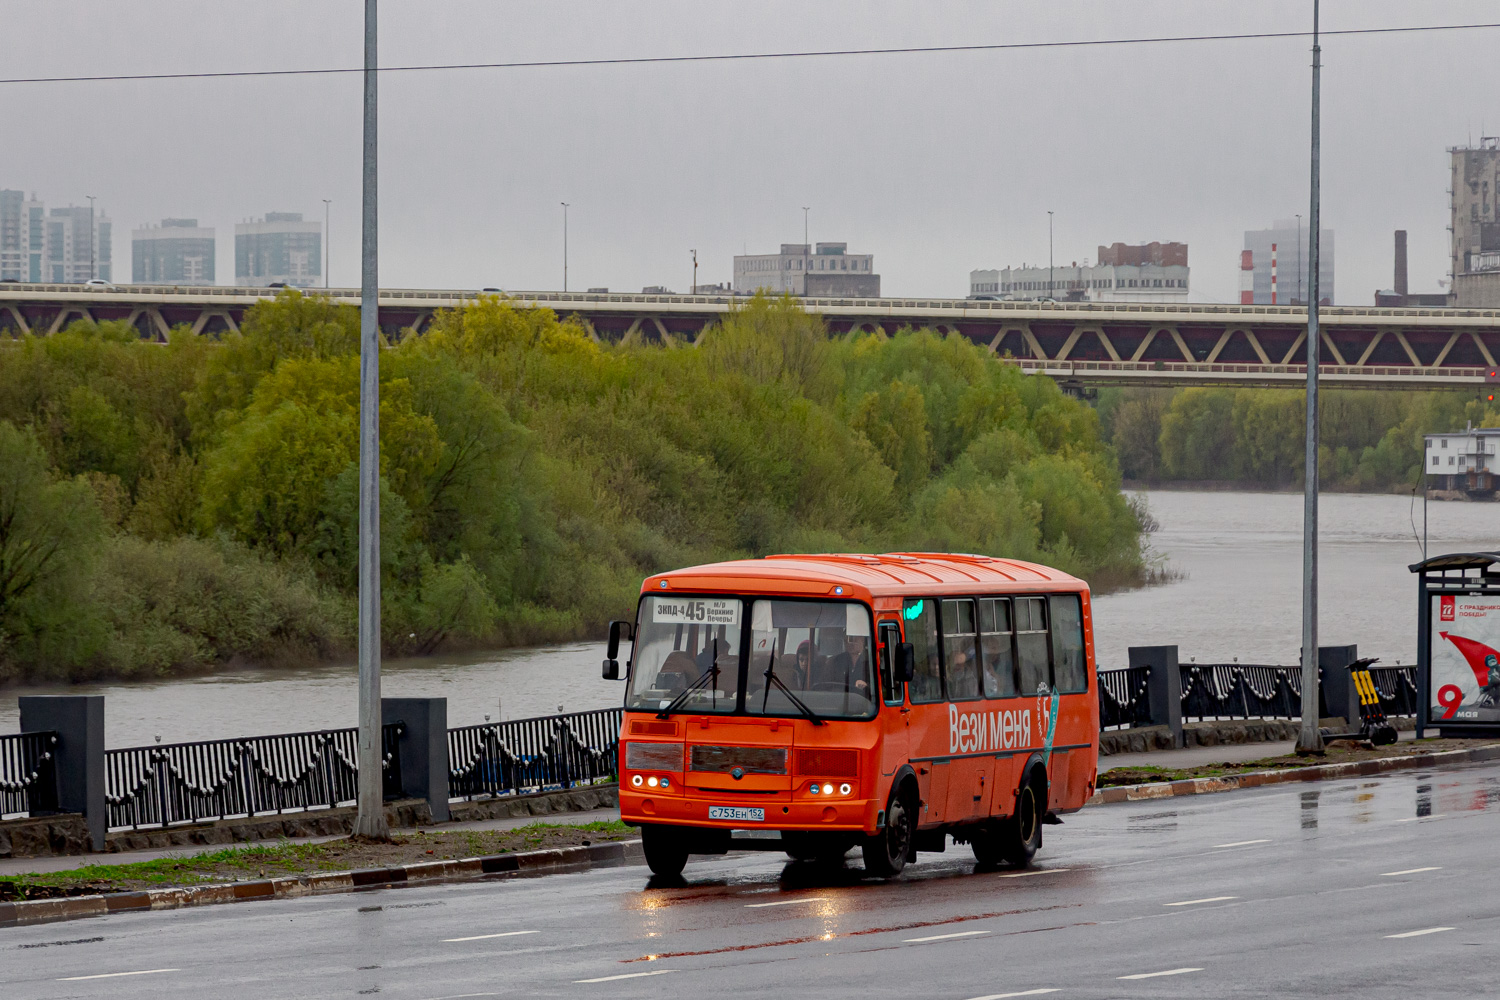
left=897, top=643, right=916, bottom=682
left=603, top=620, right=633, bottom=681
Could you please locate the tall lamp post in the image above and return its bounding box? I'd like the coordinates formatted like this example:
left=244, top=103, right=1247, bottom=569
left=354, top=0, right=388, bottom=838
left=1295, top=213, right=1302, bottom=304
left=690, top=249, right=697, bottom=294
left=1297, top=0, right=1325, bottom=754
left=323, top=198, right=332, bottom=289
left=560, top=202, right=570, bottom=292
left=1047, top=211, right=1055, bottom=300
left=86, top=195, right=96, bottom=281
left=802, top=206, right=810, bottom=295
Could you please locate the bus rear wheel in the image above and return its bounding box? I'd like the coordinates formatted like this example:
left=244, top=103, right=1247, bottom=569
left=641, top=823, right=690, bottom=877
left=862, top=787, right=914, bottom=878
left=995, top=776, right=1044, bottom=867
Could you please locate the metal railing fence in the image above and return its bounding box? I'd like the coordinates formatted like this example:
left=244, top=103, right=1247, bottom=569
left=1366, top=665, right=1420, bottom=718
left=0, top=730, right=59, bottom=820
left=1097, top=666, right=1154, bottom=730
left=448, top=708, right=621, bottom=801
left=1179, top=663, right=1303, bottom=722
left=105, top=724, right=403, bottom=831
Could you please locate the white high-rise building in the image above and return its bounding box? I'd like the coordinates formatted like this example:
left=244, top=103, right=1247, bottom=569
left=1242, top=219, right=1334, bottom=305
left=133, top=219, right=216, bottom=285
left=235, top=212, right=322, bottom=287
left=0, top=190, right=45, bottom=283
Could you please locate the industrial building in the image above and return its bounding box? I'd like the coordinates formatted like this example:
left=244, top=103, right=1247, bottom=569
left=969, top=241, right=1189, bottom=302
left=0, top=191, right=111, bottom=284
left=1426, top=425, right=1500, bottom=495
left=1449, top=139, right=1500, bottom=308
left=733, top=242, right=878, bottom=296
left=1241, top=219, right=1333, bottom=305
left=235, top=212, right=322, bottom=287
left=1374, top=230, right=1448, bottom=307
left=132, top=218, right=215, bottom=286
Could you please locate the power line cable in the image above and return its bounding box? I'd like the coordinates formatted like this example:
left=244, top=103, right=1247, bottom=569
left=3, top=21, right=1499, bottom=86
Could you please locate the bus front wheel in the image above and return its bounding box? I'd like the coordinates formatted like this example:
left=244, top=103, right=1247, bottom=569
left=641, top=823, right=690, bottom=877
left=862, top=786, right=914, bottom=878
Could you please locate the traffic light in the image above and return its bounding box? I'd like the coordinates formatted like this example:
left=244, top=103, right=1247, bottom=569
left=1487, top=368, right=1500, bottom=382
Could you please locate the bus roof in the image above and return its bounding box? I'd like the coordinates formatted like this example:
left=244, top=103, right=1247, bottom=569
left=641, top=552, right=1086, bottom=601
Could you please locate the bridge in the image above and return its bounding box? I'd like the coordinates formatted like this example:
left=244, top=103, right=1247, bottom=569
left=3, top=282, right=1499, bottom=388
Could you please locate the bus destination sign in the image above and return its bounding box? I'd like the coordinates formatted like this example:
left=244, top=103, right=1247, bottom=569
left=651, top=597, right=741, bottom=626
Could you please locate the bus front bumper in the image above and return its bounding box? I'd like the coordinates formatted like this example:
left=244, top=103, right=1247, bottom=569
left=619, top=789, right=879, bottom=835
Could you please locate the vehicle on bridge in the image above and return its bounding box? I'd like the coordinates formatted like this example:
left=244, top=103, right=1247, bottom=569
left=601, top=553, right=1099, bottom=877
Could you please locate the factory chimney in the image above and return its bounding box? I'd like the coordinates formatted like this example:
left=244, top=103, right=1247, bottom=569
left=1394, top=230, right=1408, bottom=298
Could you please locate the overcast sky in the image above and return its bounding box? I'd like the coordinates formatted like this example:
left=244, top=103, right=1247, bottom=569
left=6, top=1, right=1498, bottom=302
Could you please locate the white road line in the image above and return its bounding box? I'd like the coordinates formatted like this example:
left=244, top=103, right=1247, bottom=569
left=1396, top=814, right=1447, bottom=822
left=1381, top=866, right=1443, bottom=876
left=1163, top=896, right=1238, bottom=907
left=1214, top=839, right=1271, bottom=848
left=745, top=896, right=830, bottom=908
left=966, top=990, right=1061, bottom=999
left=442, top=930, right=539, bottom=942
left=58, top=969, right=179, bottom=981
left=1385, top=927, right=1454, bottom=939
left=575, top=970, right=678, bottom=983
left=417, top=994, right=501, bottom=999
left=996, top=868, right=1070, bottom=879
left=904, top=930, right=991, bottom=943
left=1117, top=968, right=1203, bottom=980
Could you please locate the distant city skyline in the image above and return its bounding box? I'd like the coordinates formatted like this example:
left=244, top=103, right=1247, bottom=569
left=6, top=3, right=1497, bottom=299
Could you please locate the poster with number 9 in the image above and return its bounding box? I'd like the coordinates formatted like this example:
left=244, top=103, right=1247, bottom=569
left=1429, top=594, right=1500, bottom=724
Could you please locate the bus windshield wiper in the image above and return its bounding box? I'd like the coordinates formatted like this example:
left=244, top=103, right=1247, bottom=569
left=761, top=648, right=824, bottom=726
left=656, top=657, right=720, bottom=720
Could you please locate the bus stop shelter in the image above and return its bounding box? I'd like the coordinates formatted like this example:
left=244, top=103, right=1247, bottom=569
left=1410, top=551, right=1500, bottom=738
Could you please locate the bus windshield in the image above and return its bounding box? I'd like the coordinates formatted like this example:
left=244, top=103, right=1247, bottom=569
left=626, top=596, right=743, bottom=714
left=744, top=599, right=875, bottom=720
left=624, top=595, right=876, bottom=720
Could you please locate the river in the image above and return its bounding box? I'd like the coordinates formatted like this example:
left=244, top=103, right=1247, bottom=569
left=1, top=490, right=1493, bottom=747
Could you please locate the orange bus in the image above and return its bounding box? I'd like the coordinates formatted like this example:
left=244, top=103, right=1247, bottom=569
left=601, top=553, right=1098, bottom=878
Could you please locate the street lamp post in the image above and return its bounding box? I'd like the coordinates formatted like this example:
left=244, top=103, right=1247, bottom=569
left=560, top=202, right=569, bottom=292
left=802, top=206, right=810, bottom=296
left=354, top=0, right=388, bottom=838
left=86, top=195, right=96, bottom=281
left=1295, top=213, right=1302, bottom=304
left=1047, top=210, right=1054, bottom=300
left=1297, top=0, right=1325, bottom=754
left=324, top=198, right=332, bottom=289
left=690, top=249, right=697, bottom=294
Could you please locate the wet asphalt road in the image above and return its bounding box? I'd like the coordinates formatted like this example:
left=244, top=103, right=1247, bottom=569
left=4, top=760, right=1498, bottom=999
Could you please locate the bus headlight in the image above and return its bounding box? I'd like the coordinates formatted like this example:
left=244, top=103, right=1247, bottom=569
left=632, top=774, right=643, bottom=787
left=839, top=783, right=852, bottom=796
left=822, top=783, right=835, bottom=795
left=647, top=776, right=659, bottom=787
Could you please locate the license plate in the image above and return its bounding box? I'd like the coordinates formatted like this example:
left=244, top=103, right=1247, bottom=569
left=708, top=805, right=764, bottom=822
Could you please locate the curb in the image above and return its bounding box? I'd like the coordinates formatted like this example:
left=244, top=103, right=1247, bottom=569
left=1087, top=741, right=1500, bottom=805
left=0, top=839, right=644, bottom=930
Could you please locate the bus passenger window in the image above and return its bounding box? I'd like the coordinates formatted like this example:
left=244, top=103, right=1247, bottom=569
left=941, top=599, right=980, bottom=701
left=1050, top=594, right=1087, bottom=693
left=903, top=599, right=943, bottom=703
left=1016, top=597, right=1052, bottom=695
left=979, top=598, right=1017, bottom=698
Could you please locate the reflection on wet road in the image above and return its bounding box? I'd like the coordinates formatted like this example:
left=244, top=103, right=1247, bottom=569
left=5, top=760, right=1500, bottom=998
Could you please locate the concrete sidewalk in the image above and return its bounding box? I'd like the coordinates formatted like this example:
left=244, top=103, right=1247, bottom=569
left=1099, top=729, right=1417, bottom=772
left=0, top=807, right=622, bottom=877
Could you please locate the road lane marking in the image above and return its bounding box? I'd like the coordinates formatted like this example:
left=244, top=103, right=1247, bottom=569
left=58, top=969, right=179, bottom=981
left=1385, top=927, right=1454, bottom=939
left=417, top=994, right=501, bottom=999
left=996, top=868, right=1070, bottom=879
left=966, top=990, right=1061, bottom=999
left=1163, top=896, right=1238, bottom=907
left=1381, top=867, right=1442, bottom=876
left=1396, top=814, right=1447, bottom=822
left=904, top=930, right=991, bottom=943
left=575, top=970, right=677, bottom=983
left=443, top=930, right=539, bottom=942
left=745, top=896, right=830, bottom=908
left=1215, top=839, right=1271, bottom=847
left=1118, top=968, right=1203, bottom=980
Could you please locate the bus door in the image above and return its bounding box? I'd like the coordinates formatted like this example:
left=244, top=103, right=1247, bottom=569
left=940, top=598, right=991, bottom=824
left=901, top=598, right=950, bottom=828
left=875, top=619, right=908, bottom=779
